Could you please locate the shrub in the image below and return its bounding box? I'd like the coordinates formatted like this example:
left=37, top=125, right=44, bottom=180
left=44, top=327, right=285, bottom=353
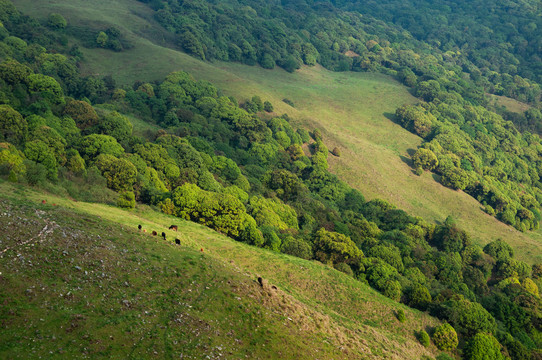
left=281, top=237, right=312, bottom=260
left=282, top=98, right=295, bottom=107
left=418, top=330, right=430, bottom=347
left=432, top=323, right=458, bottom=351
left=334, top=262, right=354, bottom=277
left=396, top=309, right=406, bottom=322
left=332, top=147, right=341, bottom=157
left=464, top=333, right=507, bottom=360
left=117, top=191, right=135, bottom=209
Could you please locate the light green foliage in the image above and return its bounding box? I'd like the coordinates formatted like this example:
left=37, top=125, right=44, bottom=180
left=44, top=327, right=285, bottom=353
left=0, top=105, right=27, bottom=145
left=117, top=191, right=135, bottom=209
left=30, top=126, right=67, bottom=166
left=248, top=195, right=298, bottom=230
left=47, top=13, right=67, bottom=29
left=412, top=148, right=438, bottom=171
left=418, top=330, right=430, bottom=347
left=313, top=228, right=364, bottom=272
left=24, top=140, right=57, bottom=179
left=171, top=183, right=248, bottom=238
left=212, top=155, right=241, bottom=182
left=27, top=74, right=64, bottom=105
left=96, top=31, right=108, bottom=47
left=0, top=142, right=25, bottom=178
left=95, top=154, right=137, bottom=192
left=367, top=244, right=404, bottom=272
left=432, top=323, right=458, bottom=351
left=522, top=278, right=539, bottom=297
left=396, top=309, right=406, bottom=322
left=79, top=134, right=124, bottom=161
left=97, top=111, right=133, bottom=143
left=66, top=149, right=85, bottom=174
left=221, top=185, right=249, bottom=203
left=464, top=333, right=507, bottom=360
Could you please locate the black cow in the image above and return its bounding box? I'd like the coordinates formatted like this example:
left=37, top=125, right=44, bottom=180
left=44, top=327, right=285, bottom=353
left=162, top=232, right=166, bottom=240
left=175, top=238, right=181, bottom=245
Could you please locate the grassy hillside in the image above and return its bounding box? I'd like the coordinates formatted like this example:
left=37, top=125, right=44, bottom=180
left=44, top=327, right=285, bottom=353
left=11, top=0, right=542, bottom=265
left=0, top=180, right=443, bottom=359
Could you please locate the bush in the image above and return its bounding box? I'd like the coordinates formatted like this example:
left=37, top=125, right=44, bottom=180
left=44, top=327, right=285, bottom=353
left=418, top=330, right=430, bottom=347
left=396, top=309, right=406, bottom=322
left=332, top=147, right=341, bottom=157
left=464, top=333, right=507, bottom=360
left=281, top=237, right=312, bottom=259
left=432, top=323, right=458, bottom=351
left=25, top=161, right=47, bottom=186
left=282, top=98, right=295, bottom=107
left=435, top=354, right=454, bottom=360
left=334, top=262, right=354, bottom=277
left=117, top=191, right=135, bottom=209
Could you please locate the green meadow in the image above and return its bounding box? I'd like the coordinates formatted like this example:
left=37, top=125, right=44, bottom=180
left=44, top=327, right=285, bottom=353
left=0, top=181, right=443, bottom=359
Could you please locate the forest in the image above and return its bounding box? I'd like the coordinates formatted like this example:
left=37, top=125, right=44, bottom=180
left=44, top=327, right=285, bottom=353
left=1, top=0, right=542, bottom=358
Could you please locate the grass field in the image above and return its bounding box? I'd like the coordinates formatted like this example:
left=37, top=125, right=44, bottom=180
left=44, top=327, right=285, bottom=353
left=11, top=0, right=542, bottom=264
left=0, top=181, right=444, bottom=359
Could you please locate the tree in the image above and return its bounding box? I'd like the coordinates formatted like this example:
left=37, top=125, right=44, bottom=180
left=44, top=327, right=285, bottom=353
left=64, top=100, right=99, bottom=130
left=95, top=154, right=137, bottom=191
left=483, top=240, right=514, bottom=262
left=24, top=140, right=58, bottom=179
left=464, top=333, right=507, bottom=360
left=263, top=101, right=274, bottom=112
left=117, top=191, right=135, bottom=209
left=96, top=31, right=108, bottom=47
left=96, top=111, right=133, bottom=143
left=171, top=183, right=248, bottom=238
left=416, top=80, right=441, bottom=102
left=0, top=59, right=32, bottom=84
left=47, top=13, right=67, bottom=29
left=27, top=74, right=64, bottom=105
left=79, top=134, right=124, bottom=161
left=432, top=323, right=458, bottom=351
left=313, top=228, right=364, bottom=272
left=418, top=330, right=430, bottom=347
left=0, top=142, right=25, bottom=180
left=406, top=283, right=432, bottom=310
left=412, top=148, right=438, bottom=171
left=0, top=105, right=27, bottom=145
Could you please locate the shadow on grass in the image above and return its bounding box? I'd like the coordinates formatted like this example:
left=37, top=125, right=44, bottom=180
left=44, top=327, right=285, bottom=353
left=383, top=111, right=400, bottom=125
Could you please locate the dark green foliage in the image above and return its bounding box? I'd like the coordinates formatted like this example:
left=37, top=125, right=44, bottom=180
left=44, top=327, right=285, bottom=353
left=484, top=240, right=514, bottom=262
left=0, top=105, right=27, bottom=145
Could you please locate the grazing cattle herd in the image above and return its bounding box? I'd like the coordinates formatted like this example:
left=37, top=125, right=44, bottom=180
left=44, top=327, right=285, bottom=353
left=139, top=224, right=182, bottom=247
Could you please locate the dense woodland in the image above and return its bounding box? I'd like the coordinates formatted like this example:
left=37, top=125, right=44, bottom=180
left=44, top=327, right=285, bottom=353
left=1, top=0, right=542, bottom=359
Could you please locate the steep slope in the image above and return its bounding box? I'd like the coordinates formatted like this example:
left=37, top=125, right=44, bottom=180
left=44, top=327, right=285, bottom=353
left=10, top=0, right=542, bottom=264
left=0, top=181, right=443, bottom=359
